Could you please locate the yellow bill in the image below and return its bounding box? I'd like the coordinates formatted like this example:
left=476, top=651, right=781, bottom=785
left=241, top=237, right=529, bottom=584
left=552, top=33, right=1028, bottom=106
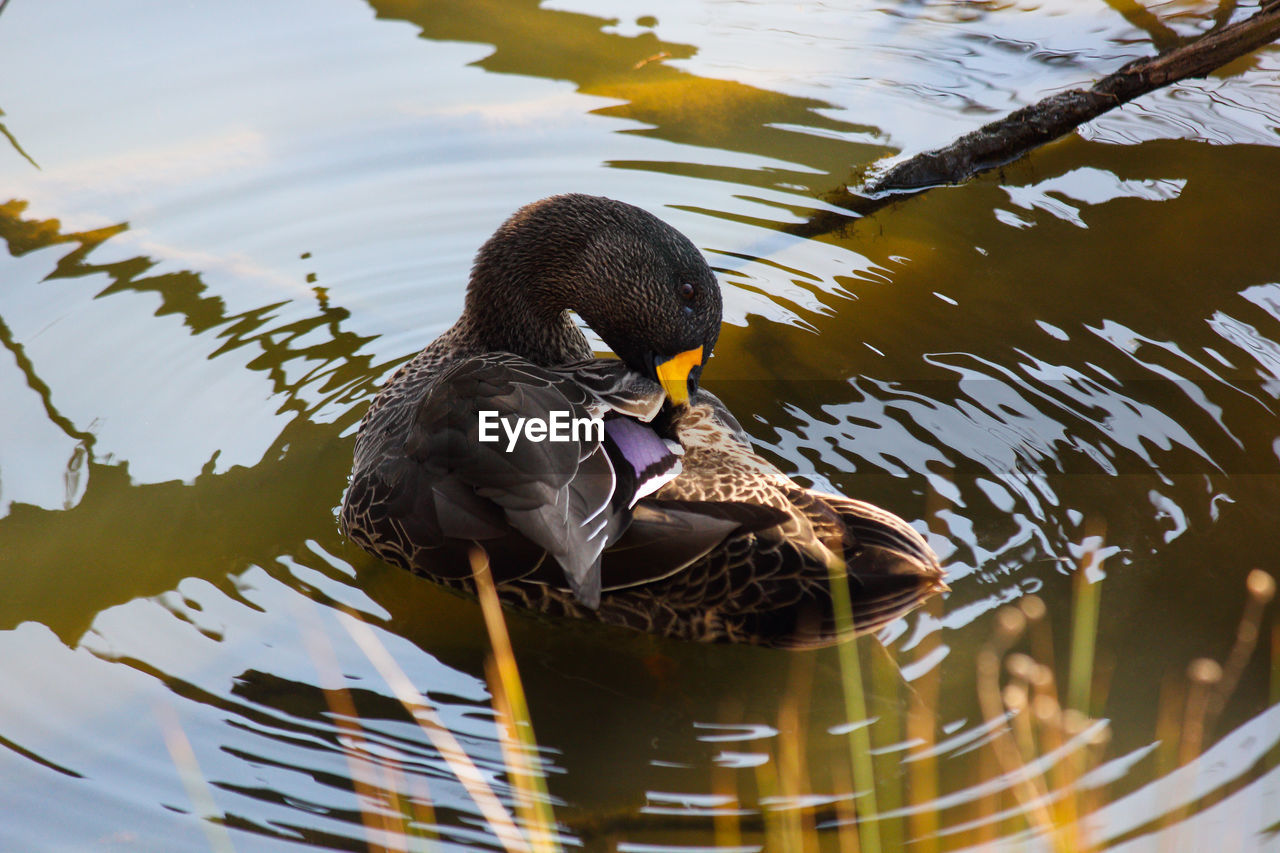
left=655, top=346, right=703, bottom=405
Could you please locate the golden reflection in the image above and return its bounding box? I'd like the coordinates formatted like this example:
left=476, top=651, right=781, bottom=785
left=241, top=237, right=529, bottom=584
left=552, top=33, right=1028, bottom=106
left=0, top=199, right=387, bottom=641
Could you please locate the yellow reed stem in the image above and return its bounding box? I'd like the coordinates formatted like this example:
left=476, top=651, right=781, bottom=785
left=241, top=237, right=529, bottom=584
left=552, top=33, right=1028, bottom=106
left=832, top=760, right=862, bottom=853
left=778, top=651, right=816, bottom=853
left=1205, top=570, right=1275, bottom=734
left=908, top=476, right=945, bottom=852
left=297, top=603, right=403, bottom=852
left=711, top=761, right=744, bottom=851
left=1180, top=658, right=1222, bottom=767
left=1271, top=622, right=1280, bottom=773
left=338, top=610, right=532, bottom=853
left=1021, top=596, right=1055, bottom=678
left=1152, top=670, right=1184, bottom=789
left=754, top=750, right=786, bottom=853
left=1021, top=659, right=1070, bottom=845
left=407, top=774, right=438, bottom=849
left=375, top=760, right=411, bottom=853
left=976, top=607, right=1056, bottom=841
left=904, top=606, right=940, bottom=853
left=155, top=701, right=237, bottom=853
left=1058, top=711, right=1093, bottom=853
left=1272, top=622, right=1280, bottom=721
left=470, top=548, right=560, bottom=853
left=486, top=656, right=558, bottom=853
left=972, top=735, right=999, bottom=847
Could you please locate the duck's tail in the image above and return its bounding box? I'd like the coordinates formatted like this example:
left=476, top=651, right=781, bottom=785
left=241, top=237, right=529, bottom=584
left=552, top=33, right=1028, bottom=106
left=786, top=492, right=948, bottom=647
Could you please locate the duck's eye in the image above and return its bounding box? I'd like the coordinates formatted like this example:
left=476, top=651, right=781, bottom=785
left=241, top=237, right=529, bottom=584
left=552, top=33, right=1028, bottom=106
left=678, top=282, right=695, bottom=301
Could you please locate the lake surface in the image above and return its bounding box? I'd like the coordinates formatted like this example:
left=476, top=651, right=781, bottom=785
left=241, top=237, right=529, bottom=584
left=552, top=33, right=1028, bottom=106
left=2, top=0, right=1279, bottom=850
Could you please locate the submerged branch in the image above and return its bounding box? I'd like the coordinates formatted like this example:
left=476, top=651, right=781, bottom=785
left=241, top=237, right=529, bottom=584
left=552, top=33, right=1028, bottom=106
left=790, top=0, right=1280, bottom=237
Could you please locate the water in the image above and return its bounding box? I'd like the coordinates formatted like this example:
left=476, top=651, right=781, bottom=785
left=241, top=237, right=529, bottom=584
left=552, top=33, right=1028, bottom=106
left=2, top=0, right=1279, bottom=849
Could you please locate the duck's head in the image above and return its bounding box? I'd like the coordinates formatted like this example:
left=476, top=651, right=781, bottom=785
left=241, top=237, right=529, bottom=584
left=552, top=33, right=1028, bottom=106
left=467, top=194, right=722, bottom=405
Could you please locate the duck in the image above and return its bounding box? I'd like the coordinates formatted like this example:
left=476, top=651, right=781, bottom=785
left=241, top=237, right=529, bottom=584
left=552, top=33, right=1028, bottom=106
left=340, top=194, right=945, bottom=648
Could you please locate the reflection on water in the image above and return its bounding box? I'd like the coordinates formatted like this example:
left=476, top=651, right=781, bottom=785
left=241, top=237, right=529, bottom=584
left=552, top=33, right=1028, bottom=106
left=2, top=0, right=1279, bottom=848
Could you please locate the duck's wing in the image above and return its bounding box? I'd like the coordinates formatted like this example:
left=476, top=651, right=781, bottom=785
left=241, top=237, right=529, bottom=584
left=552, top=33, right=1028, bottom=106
left=598, top=499, right=791, bottom=591
left=405, top=360, right=778, bottom=596
left=400, top=354, right=638, bottom=607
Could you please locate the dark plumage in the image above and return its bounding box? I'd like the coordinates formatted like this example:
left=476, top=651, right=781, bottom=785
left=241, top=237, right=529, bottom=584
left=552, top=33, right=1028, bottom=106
left=340, top=194, right=945, bottom=648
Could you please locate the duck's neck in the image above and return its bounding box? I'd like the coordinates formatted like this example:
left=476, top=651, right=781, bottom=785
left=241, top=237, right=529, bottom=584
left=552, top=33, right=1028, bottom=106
left=454, top=277, right=593, bottom=366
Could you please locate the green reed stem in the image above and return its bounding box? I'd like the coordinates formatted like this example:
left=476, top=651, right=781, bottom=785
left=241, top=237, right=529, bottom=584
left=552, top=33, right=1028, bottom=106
left=1067, top=521, right=1105, bottom=715
left=829, top=558, right=881, bottom=853
left=869, top=646, right=903, bottom=852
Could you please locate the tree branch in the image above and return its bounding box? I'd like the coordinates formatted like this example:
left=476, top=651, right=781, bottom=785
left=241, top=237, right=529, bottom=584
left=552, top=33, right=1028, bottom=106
left=789, top=0, right=1280, bottom=237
